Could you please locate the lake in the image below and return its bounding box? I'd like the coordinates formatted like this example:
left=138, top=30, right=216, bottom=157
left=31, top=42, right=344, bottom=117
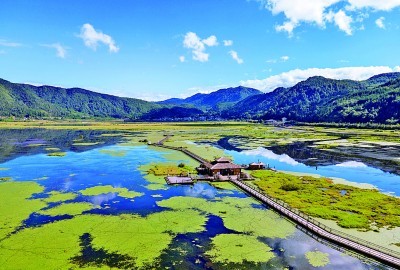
left=0, top=129, right=394, bottom=269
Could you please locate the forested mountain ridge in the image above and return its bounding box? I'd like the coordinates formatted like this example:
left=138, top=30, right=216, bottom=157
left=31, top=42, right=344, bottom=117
left=223, top=72, right=400, bottom=124
left=1, top=72, right=400, bottom=124
left=0, top=79, right=159, bottom=119
left=158, top=86, right=262, bottom=110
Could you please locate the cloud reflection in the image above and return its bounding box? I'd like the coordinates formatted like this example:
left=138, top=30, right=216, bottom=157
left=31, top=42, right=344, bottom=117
left=242, top=147, right=299, bottom=166
left=184, top=183, right=216, bottom=199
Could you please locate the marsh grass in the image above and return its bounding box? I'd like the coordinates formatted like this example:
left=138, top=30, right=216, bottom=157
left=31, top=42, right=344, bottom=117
left=252, top=170, right=400, bottom=230
left=46, top=152, right=66, bottom=157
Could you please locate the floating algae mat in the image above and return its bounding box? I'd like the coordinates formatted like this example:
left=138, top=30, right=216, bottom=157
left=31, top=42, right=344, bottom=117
left=0, top=130, right=393, bottom=269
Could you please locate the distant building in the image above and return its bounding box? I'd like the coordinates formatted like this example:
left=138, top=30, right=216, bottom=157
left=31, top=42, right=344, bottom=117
left=197, top=157, right=242, bottom=176
left=248, top=162, right=265, bottom=170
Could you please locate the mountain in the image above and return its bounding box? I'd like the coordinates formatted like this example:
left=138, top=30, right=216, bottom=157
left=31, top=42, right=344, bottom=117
left=224, top=72, right=400, bottom=124
left=1, top=72, right=400, bottom=124
left=0, top=79, right=159, bottom=119
left=140, top=106, right=204, bottom=121
left=158, top=86, right=262, bottom=110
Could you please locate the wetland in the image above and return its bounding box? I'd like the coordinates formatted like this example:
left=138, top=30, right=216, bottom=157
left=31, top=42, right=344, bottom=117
left=0, top=121, right=399, bottom=269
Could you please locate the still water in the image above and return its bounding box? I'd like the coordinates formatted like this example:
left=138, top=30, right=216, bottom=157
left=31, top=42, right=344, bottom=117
left=0, top=129, right=394, bottom=269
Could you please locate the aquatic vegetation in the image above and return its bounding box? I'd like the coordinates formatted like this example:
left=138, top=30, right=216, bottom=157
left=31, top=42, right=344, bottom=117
left=0, top=181, right=46, bottom=240
left=0, top=177, right=12, bottom=182
left=43, top=191, right=77, bottom=203
left=142, top=174, right=168, bottom=190
left=0, top=209, right=207, bottom=269
left=72, top=142, right=101, bottom=146
left=252, top=170, right=400, bottom=230
left=144, top=162, right=196, bottom=176
left=45, top=147, right=60, bottom=151
left=0, top=168, right=9, bottom=171
left=46, top=151, right=67, bottom=157
left=39, top=202, right=94, bottom=216
left=211, top=182, right=238, bottom=191
left=80, top=185, right=143, bottom=199
left=305, top=251, right=330, bottom=267
left=157, top=196, right=295, bottom=239
left=206, top=234, right=275, bottom=264
left=99, top=149, right=127, bottom=157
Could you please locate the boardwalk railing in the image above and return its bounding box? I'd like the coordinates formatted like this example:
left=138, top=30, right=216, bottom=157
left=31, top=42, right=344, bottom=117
left=150, top=137, right=400, bottom=267
left=230, top=179, right=400, bottom=267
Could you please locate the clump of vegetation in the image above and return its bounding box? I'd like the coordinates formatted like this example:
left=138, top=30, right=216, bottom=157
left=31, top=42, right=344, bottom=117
left=79, top=185, right=143, bottom=199
left=43, top=191, right=77, bottom=203
left=206, top=234, right=275, bottom=264
left=0, top=177, right=12, bottom=182
left=47, top=152, right=66, bottom=157
left=280, top=182, right=300, bottom=191
left=252, top=170, right=400, bottom=230
left=72, top=142, right=101, bottom=146
left=99, top=149, right=127, bottom=157
left=305, top=251, right=330, bottom=267
left=146, top=163, right=195, bottom=176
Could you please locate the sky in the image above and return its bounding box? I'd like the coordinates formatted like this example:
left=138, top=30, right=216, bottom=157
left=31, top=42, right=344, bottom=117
left=0, top=0, right=399, bottom=101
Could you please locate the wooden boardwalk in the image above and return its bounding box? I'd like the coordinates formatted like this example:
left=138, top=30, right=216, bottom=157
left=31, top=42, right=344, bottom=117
left=152, top=135, right=400, bottom=267
left=230, top=179, right=400, bottom=268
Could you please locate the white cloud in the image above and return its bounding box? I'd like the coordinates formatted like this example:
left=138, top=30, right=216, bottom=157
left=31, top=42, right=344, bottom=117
left=183, top=32, right=219, bottom=62
left=179, top=56, right=185, bottom=62
left=0, top=39, right=22, bottom=47
left=240, top=66, right=396, bottom=91
left=326, top=9, right=353, bottom=35
left=229, top=50, right=244, bottom=64
left=336, top=161, right=367, bottom=167
left=280, top=55, right=289, bottom=61
left=223, top=40, right=233, bottom=46
left=375, top=17, right=385, bottom=29
left=347, top=0, right=400, bottom=11
left=395, top=66, right=400, bottom=72
left=42, top=43, right=67, bottom=58
left=79, top=23, right=119, bottom=53
left=202, top=35, right=218, bottom=46
left=259, top=0, right=400, bottom=36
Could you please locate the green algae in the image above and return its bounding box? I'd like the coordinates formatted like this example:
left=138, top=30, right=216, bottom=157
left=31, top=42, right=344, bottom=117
left=305, top=251, right=330, bottom=267
left=0, top=177, right=12, bottom=182
left=99, top=149, right=127, bottom=157
left=46, top=151, right=67, bottom=157
left=211, top=182, right=238, bottom=191
left=157, top=196, right=295, bottom=239
left=0, top=181, right=46, bottom=240
left=206, top=234, right=275, bottom=264
left=0, top=209, right=207, bottom=269
left=72, top=142, right=101, bottom=146
left=80, top=185, right=143, bottom=199
left=43, top=191, right=77, bottom=203
left=142, top=173, right=168, bottom=190
left=39, top=202, right=94, bottom=217
left=0, top=168, right=9, bottom=171
left=45, top=147, right=60, bottom=151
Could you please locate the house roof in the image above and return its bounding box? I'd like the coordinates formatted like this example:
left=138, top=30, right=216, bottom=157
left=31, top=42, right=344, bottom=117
left=210, top=163, right=242, bottom=170
left=214, top=157, right=231, bottom=163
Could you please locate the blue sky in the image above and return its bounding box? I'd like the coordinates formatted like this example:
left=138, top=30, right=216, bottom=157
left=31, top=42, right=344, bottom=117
left=0, top=0, right=399, bottom=100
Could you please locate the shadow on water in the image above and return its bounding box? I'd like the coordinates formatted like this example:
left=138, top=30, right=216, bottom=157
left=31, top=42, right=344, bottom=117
left=70, top=233, right=137, bottom=269
left=158, top=215, right=239, bottom=270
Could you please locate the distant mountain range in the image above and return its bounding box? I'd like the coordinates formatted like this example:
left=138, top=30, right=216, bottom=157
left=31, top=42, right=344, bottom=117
left=158, top=86, right=262, bottom=111
left=1, top=72, right=400, bottom=124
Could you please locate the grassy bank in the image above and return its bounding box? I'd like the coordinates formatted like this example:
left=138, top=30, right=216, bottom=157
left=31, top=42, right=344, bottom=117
left=252, top=170, right=400, bottom=231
